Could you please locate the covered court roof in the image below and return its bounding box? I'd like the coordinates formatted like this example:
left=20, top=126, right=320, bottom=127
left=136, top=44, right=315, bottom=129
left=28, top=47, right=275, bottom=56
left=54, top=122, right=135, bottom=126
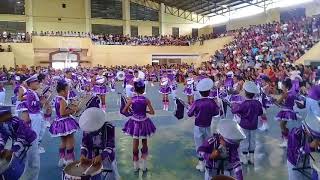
left=150, top=0, right=273, bottom=17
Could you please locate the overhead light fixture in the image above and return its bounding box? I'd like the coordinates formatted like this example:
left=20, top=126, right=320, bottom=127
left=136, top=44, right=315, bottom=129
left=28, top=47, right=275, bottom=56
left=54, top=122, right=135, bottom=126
left=222, top=5, right=228, bottom=8
left=17, top=1, right=21, bottom=4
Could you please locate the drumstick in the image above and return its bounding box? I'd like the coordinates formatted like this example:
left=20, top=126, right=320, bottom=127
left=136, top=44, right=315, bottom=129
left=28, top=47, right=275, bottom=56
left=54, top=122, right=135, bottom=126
left=76, top=162, right=81, bottom=167
left=83, top=164, right=93, bottom=175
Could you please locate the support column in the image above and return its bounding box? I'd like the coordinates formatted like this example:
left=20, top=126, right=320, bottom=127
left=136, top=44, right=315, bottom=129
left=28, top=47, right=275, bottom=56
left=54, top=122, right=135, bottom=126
left=85, top=0, right=92, bottom=32
left=25, top=0, right=33, bottom=33
left=122, top=0, right=130, bottom=36
left=159, top=3, right=165, bottom=36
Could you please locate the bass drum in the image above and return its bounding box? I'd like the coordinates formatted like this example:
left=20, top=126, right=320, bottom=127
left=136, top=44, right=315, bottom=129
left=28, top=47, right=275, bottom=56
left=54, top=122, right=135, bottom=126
left=116, top=71, right=125, bottom=81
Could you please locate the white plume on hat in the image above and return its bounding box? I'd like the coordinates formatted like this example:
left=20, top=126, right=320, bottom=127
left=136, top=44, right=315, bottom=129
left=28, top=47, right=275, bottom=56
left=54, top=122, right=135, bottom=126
left=217, top=120, right=246, bottom=141
left=303, top=112, right=320, bottom=137
left=243, top=81, right=260, bottom=94
left=79, top=107, right=107, bottom=132
left=196, top=78, right=213, bottom=92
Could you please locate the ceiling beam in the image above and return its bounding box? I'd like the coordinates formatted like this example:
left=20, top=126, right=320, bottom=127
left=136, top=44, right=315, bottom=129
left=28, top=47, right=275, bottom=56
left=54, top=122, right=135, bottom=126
left=196, top=1, right=242, bottom=15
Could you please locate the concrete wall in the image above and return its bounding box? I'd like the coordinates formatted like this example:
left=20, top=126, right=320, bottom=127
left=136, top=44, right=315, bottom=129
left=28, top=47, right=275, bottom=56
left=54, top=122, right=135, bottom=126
left=0, top=43, right=35, bottom=66
left=0, top=52, right=15, bottom=68
left=0, top=36, right=232, bottom=67
left=91, top=36, right=232, bottom=66
left=295, top=41, right=320, bottom=65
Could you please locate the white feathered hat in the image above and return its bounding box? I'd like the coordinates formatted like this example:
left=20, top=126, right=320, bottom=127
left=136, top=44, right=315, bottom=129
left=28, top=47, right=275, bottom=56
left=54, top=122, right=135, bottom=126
left=79, top=107, right=107, bottom=132
left=217, top=120, right=246, bottom=142
left=196, top=78, right=214, bottom=92
left=243, top=81, right=260, bottom=94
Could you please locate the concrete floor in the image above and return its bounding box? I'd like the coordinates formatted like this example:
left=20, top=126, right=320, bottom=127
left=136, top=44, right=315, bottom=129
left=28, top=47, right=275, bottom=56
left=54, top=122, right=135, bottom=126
left=4, top=83, right=306, bottom=180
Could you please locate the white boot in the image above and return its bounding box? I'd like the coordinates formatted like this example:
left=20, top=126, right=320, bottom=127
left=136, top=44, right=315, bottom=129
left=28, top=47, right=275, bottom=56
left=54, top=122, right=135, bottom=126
left=39, top=146, right=45, bottom=154
left=58, top=158, right=66, bottom=168
left=240, top=153, right=248, bottom=165
left=195, top=160, right=205, bottom=172
left=163, top=104, right=166, bottom=111
left=133, top=161, right=140, bottom=172
left=259, top=122, right=269, bottom=131
left=279, top=139, right=288, bottom=148
left=140, top=159, right=147, bottom=172
left=249, top=153, right=254, bottom=165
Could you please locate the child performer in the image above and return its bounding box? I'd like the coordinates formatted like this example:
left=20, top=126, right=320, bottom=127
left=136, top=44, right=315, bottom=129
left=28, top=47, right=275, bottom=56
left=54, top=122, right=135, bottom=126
left=159, top=71, right=172, bottom=111
left=231, top=81, right=263, bottom=165
left=183, top=71, right=196, bottom=105
left=274, top=78, right=297, bottom=148
left=25, top=75, right=44, bottom=147
left=0, top=75, right=7, bottom=105
left=0, top=109, right=40, bottom=180
left=64, top=70, right=77, bottom=101
left=198, top=120, right=245, bottom=180
left=258, top=75, right=272, bottom=131
left=122, top=80, right=156, bottom=172
left=287, top=112, right=320, bottom=180
left=188, top=78, right=220, bottom=172
left=79, top=108, right=120, bottom=180
left=93, top=69, right=108, bottom=111
left=49, top=80, right=79, bottom=167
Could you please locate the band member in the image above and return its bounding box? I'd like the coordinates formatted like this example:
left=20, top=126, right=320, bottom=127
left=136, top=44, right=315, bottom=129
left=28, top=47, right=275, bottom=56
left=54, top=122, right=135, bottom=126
left=64, top=70, right=77, bottom=101
left=0, top=75, right=7, bottom=105
left=159, top=71, right=172, bottom=111
left=122, top=80, right=156, bottom=172
left=188, top=78, right=220, bottom=172
left=183, top=71, right=196, bottom=105
left=287, top=112, right=320, bottom=180
left=125, top=70, right=135, bottom=97
left=15, top=75, right=29, bottom=123
left=49, top=80, right=79, bottom=167
left=198, top=120, right=245, bottom=180
left=79, top=108, right=120, bottom=180
left=258, top=75, right=272, bottom=131
left=305, top=85, right=320, bottom=116
left=0, top=109, right=40, bottom=180
left=231, top=81, right=263, bottom=165
left=275, top=78, right=298, bottom=148
left=93, top=69, right=108, bottom=110
left=25, top=75, right=43, bottom=144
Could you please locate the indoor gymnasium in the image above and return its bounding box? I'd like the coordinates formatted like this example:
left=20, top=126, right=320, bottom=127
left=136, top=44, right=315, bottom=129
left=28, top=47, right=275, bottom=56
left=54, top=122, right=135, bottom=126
left=0, top=0, right=320, bottom=180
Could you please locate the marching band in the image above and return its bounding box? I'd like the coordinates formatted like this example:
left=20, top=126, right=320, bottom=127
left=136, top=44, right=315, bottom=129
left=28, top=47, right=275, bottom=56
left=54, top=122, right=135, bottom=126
left=0, top=64, right=319, bottom=180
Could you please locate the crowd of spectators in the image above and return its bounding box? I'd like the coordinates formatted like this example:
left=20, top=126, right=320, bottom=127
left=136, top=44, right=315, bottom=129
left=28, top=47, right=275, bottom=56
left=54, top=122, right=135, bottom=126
left=0, top=30, right=219, bottom=46
left=211, top=17, right=320, bottom=68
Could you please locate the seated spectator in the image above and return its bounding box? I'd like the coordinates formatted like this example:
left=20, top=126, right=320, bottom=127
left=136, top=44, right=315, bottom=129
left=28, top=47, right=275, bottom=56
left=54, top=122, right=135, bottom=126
left=0, top=45, right=4, bottom=52
left=7, top=45, right=12, bottom=52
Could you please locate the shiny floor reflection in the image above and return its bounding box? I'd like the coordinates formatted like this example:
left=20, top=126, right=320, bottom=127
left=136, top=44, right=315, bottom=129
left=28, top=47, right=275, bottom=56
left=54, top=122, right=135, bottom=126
left=4, top=84, right=297, bottom=180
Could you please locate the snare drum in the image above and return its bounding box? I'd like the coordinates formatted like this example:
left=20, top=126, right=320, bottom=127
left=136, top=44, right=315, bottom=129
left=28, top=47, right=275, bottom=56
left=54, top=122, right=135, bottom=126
left=0, top=152, right=25, bottom=180
left=63, top=161, right=102, bottom=180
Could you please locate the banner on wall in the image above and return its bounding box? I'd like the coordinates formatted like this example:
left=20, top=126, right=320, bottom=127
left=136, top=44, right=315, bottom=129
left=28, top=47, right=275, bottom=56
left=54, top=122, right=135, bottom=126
left=59, top=39, right=82, bottom=49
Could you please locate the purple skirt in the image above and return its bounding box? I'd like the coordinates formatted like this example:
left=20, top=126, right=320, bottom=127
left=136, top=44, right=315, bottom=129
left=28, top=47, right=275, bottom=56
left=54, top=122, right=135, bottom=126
left=275, top=109, right=298, bottom=121
left=183, top=87, right=194, bottom=96
left=122, top=118, right=156, bottom=139
left=93, top=85, right=108, bottom=95
left=159, top=86, right=172, bottom=94
left=49, top=117, right=79, bottom=137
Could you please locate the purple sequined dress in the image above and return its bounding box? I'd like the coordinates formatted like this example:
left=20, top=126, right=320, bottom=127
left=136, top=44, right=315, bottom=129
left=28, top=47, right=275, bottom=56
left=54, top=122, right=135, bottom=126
left=122, top=96, right=156, bottom=139
left=93, top=75, right=109, bottom=95
left=159, top=77, right=172, bottom=94
left=49, top=96, right=79, bottom=137
left=275, top=90, right=298, bottom=121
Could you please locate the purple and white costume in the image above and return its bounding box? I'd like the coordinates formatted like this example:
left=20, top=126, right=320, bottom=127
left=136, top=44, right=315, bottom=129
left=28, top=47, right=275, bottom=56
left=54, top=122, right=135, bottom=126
left=0, top=116, right=40, bottom=180
left=26, top=89, right=43, bottom=141
left=159, top=77, right=172, bottom=95
left=93, top=75, right=108, bottom=95
left=287, top=127, right=313, bottom=180
left=122, top=95, right=156, bottom=139
left=81, top=122, right=120, bottom=179
left=231, top=99, right=263, bottom=154
left=183, top=77, right=195, bottom=96
left=188, top=98, right=220, bottom=156
left=198, top=134, right=243, bottom=180
left=65, top=78, right=77, bottom=100
left=49, top=96, right=79, bottom=137
left=275, top=90, right=298, bottom=121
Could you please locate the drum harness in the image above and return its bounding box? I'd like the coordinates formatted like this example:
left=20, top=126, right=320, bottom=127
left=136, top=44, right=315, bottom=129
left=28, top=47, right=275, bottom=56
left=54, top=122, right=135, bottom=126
left=92, top=123, right=113, bottom=178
